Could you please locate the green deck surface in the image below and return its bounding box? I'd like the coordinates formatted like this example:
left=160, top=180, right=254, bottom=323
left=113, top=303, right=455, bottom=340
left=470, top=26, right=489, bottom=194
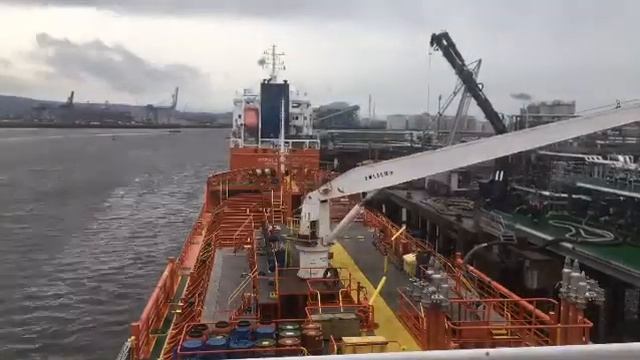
left=149, top=274, right=189, bottom=359
left=499, top=212, right=640, bottom=273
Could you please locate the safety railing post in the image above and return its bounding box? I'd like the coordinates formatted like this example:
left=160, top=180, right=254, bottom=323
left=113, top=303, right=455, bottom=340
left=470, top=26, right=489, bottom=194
left=129, top=323, right=140, bottom=359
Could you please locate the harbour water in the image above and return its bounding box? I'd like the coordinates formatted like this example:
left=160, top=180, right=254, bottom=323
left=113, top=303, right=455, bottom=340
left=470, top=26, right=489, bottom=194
left=0, top=128, right=228, bottom=359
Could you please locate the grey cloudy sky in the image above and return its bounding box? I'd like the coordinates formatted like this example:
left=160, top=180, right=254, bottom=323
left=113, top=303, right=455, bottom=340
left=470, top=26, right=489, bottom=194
left=0, top=0, right=638, bottom=115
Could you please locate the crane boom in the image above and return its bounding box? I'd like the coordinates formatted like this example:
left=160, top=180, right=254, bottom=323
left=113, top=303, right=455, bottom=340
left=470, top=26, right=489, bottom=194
left=430, top=32, right=507, bottom=135
left=313, top=103, right=640, bottom=201
left=295, top=103, right=640, bottom=278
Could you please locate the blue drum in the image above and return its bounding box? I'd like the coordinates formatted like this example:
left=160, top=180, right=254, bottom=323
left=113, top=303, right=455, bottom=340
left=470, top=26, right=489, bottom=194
left=231, top=325, right=251, bottom=342
left=180, top=338, right=204, bottom=359
left=228, top=339, right=254, bottom=359
left=255, top=325, right=276, bottom=340
left=203, top=335, right=228, bottom=360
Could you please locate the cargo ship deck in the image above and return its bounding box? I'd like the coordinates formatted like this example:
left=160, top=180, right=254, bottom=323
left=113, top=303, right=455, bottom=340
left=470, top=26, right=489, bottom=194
left=118, top=44, right=639, bottom=360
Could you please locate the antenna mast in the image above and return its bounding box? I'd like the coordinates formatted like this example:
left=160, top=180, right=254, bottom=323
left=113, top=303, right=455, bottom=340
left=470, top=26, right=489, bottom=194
left=279, top=98, right=286, bottom=174
left=263, top=44, right=286, bottom=82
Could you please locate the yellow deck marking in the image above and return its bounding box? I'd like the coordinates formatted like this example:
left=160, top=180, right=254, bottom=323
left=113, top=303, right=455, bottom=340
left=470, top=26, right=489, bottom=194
left=331, top=242, right=421, bottom=351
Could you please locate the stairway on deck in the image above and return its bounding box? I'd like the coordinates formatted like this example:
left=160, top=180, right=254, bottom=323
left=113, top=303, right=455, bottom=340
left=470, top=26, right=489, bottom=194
left=263, top=191, right=285, bottom=225
left=216, top=193, right=264, bottom=248
left=201, top=192, right=265, bottom=322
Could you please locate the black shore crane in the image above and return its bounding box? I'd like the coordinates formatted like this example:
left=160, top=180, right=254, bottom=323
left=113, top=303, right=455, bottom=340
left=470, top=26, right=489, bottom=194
left=430, top=31, right=509, bottom=202
left=430, top=31, right=507, bottom=135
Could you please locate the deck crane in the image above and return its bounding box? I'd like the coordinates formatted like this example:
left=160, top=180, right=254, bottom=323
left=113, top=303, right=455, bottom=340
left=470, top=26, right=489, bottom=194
left=295, top=102, right=640, bottom=278
left=430, top=31, right=507, bottom=135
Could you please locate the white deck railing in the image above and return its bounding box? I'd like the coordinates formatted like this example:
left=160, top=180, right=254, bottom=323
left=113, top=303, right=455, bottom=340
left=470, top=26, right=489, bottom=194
left=114, top=337, right=132, bottom=360
left=261, top=342, right=640, bottom=360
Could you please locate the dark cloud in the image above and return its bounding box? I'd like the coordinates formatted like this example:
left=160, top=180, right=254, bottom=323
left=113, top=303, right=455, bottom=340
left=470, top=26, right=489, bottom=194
left=30, top=33, right=211, bottom=102
left=1, top=0, right=640, bottom=114
left=3, top=0, right=361, bottom=17
left=0, top=0, right=426, bottom=24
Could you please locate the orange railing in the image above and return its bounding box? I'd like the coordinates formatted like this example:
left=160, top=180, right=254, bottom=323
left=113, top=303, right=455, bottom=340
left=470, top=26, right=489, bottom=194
left=361, top=207, right=594, bottom=350
left=446, top=261, right=555, bottom=325
left=129, top=168, right=282, bottom=359
left=449, top=297, right=560, bottom=347
left=160, top=208, right=225, bottom=359
left=363, top=208, right=462, bottom=281
left=232, top=215, right=255, bottom=251
left=275, top=267, right=354, bottom=296
left=397, top=288, right=430, bottom=348
left=130, top=199, right=213, bottom=360
left=177, top=208, right=200, bottom=266
left=273, top=266, right=374, bottom=331
left=397, top=288, right=593, bottom=350
left=206, top=166, right=330, bottom=198
left=130, top=257, right=180, bottom=360
left=364, top=208, right=423, bottom=257
left=305, top=303, right=375, bottom=332
left=364, top=207, right=554, bottom=323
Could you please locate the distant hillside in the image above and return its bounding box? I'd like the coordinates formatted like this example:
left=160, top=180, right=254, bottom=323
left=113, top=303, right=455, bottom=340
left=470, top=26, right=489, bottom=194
left=0, top=94, right=231, bottom=125
left=0, top=95, right=48, bottom=118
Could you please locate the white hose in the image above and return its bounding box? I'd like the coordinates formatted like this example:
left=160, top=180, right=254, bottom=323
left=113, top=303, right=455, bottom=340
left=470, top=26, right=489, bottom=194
left=548, top=219, right=615, bottom=243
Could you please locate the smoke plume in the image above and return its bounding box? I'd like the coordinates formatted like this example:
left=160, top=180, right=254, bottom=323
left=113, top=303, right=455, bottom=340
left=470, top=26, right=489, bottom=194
left=510, top=92, right=533, bottom=101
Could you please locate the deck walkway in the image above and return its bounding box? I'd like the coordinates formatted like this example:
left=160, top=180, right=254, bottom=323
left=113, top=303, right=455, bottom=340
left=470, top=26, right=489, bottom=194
left=333, top=222, right=420, bottom=351
left=202, top=248, right=250, bottom=322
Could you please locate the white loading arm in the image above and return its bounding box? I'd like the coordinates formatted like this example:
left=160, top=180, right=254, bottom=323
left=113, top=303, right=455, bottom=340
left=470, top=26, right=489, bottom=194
left=299, top=102, right=640, bottom=248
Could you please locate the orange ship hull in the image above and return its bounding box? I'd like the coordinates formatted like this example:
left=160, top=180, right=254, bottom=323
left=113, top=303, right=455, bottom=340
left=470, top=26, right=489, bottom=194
left=128, top=158, right=594, bottom=359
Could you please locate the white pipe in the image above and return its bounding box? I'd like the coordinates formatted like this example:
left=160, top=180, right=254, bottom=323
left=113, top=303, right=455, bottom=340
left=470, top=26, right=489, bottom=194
left=512, top=184, right=591, bottom=200
left=325, top=191, right=378, bottom=244
left=324, top=202, right=365, bottom=244
left=262, top=343, right=640, bottom=360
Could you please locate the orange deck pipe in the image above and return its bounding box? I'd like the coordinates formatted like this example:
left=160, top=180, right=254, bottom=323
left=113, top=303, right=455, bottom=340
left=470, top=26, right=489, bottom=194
left=426, top=307, right=449, bottom=350
left=566, top=304, right=585, bottom=345
left=558, top=297, right=570, bottom=345
left=460, top=259, right=554, bottom=325
left=565, top=302, right=575, bottom=345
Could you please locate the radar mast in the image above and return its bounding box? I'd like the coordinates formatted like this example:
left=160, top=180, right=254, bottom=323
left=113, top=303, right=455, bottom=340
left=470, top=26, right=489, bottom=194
left=263, top=44, right=286, bottom=82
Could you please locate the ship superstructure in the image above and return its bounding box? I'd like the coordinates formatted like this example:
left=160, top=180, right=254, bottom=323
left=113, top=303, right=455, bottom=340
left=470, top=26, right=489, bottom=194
left=231, top=45, right=315, bottom=151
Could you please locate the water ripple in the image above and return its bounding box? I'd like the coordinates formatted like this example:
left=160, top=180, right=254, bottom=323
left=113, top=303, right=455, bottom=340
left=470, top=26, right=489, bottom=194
left=0, top=128, right=228, bottom=359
